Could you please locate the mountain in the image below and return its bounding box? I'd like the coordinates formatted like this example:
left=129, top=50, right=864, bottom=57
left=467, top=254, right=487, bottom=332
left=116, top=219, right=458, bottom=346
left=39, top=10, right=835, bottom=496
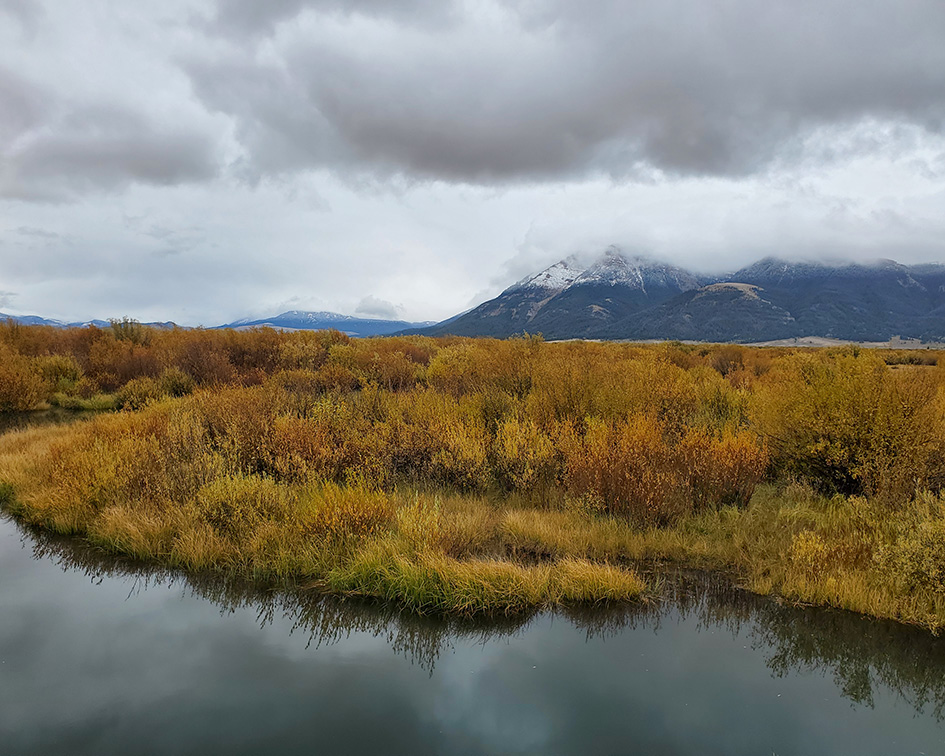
left=422, top=247, right=706, bottom=338
left=0, top=313, right=66, bottom=327
left=420, top=256, right=587, bottom=338
left=0, top=309, right=428, bottom=337
left=603, top=283, right=797, bottom=342
left=525, top=250, right=706, bottom=339
left=727, top=258, right=945, bottom=341
left=0, top=313, right=177, bottom=329
left=421, top=253, right=945, bottom=343
left=220, top=311, right=434, bottom=337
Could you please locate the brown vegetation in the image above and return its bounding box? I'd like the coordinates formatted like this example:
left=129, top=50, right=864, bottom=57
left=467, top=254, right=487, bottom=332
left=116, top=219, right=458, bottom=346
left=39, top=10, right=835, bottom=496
left=2, top=321, right=945, bottom=624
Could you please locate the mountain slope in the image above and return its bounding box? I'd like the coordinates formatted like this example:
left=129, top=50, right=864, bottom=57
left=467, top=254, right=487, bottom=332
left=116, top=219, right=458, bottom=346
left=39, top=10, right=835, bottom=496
left=603, top=283, right=797, bottom=341
left=425, top=248, right=704, bottom=338
left=0, top=313, right=177, bottom=329
left=221, top=311, right=433, bottom=337
left=526, top=250, right=705, bottom=338
left=422, top=257, right=587, bottom=337
left=730, top=258, right=945, bottom=341
left=423, top=253, right=945, bottom=343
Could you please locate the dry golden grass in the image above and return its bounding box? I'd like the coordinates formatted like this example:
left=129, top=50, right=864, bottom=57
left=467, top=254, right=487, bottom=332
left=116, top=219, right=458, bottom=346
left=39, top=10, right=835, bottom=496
left=3, top=335, right=945, bottom=625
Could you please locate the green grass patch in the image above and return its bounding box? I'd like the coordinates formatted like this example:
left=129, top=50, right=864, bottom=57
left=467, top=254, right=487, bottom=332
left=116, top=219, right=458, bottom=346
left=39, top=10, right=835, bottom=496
left=49, top=393, right=118, bottom=411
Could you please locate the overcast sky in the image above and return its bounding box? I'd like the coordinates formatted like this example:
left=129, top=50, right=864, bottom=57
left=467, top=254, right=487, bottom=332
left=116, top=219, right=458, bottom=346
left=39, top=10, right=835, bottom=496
left=2, top=0, right=944, bottom=324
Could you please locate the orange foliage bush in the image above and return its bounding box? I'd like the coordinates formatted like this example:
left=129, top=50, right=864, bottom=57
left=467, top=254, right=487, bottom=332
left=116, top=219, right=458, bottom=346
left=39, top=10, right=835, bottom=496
left=561, top=415, right=767, bottom=524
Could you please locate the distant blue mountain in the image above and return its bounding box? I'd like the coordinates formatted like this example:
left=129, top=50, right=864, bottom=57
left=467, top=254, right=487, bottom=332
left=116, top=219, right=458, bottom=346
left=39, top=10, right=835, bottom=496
left=219, top=310, right=435, bottom=337
left=0, top=309, right=432, bottom=337
left=0, top=313, right=176, bottom=329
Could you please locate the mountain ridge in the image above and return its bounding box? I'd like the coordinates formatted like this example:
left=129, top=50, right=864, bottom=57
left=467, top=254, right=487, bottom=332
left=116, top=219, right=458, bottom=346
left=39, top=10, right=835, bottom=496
left=419, top=251, right=945, bottom=343
left=0, top=309, right=434, bottom=339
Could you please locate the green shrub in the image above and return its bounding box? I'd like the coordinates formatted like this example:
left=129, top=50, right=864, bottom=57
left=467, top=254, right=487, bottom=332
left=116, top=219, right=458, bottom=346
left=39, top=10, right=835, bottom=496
left=117, top=377, right=163, bottom=410
left=33, top=354, right=83, bottom=393
left=159, top=367, right=195, bottom=397
left=878, top=492, right=945, bottom=594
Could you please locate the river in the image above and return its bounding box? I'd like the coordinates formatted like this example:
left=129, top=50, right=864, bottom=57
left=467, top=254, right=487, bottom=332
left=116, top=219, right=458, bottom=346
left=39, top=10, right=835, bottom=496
left=1, top=507, right=944, bottom=754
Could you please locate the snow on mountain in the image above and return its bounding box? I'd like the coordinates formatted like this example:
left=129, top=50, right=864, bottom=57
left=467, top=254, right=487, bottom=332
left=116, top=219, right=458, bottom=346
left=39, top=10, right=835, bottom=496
left=507, top=255, right=587, bottom=293
left=505, top=247, right=703, bottom=296
left=572, top=248, right=703, bottom=291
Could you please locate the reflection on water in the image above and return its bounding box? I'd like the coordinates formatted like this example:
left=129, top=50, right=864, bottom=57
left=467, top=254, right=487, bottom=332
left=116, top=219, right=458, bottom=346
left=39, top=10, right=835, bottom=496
left=3, top=514, right=945, bottom=755
left=25, top=520, right=945, bottom=712
left=0, top=408, right=99, bottom=435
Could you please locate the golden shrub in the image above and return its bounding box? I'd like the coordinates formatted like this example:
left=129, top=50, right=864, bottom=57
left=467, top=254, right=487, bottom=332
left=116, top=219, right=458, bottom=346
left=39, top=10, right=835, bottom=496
left=300, top=480, right=395, bottom=540
left=191, top=474, right=286, bottom=536
left=0, top=344, right=48, bottom=410
left=492, top=416, right=558, bottom=491
left=752, top=351, right=945, bottom=498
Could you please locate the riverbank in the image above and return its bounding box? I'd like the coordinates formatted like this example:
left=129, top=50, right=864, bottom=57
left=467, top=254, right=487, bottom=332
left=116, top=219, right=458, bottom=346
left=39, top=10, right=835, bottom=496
left=2, top=411, right=944, bottom=628
left=2, top=334, right=945, bottom=627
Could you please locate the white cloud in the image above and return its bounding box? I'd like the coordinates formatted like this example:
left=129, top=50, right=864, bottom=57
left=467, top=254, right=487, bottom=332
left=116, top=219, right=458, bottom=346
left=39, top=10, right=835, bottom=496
left=0, top=1, right=943, bottom=325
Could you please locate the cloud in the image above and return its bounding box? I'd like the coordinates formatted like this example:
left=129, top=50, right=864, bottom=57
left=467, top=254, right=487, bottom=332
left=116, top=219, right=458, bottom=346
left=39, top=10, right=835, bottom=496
left=0, top=290, right=17, bottom=308
left=1, top=2, right=944, bottom=326
left=0, top=0, right=43, bottom=35
left=185, top=0, right=945, bottom=184
left=0, top=68, right=48, bottom=145
left=14, top=226, right=59, bottom=240
left=209, top=0, right=456, bottom=38
left=355, top=295, right=403, bottom=320
left=0, top=53, right=222, bottom=202
left=1, top=100, right=221, bottom=201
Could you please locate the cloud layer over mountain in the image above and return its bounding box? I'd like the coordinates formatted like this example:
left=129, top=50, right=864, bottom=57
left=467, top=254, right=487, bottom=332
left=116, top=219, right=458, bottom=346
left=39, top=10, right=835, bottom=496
left=1, top=1, right=944, bottom=324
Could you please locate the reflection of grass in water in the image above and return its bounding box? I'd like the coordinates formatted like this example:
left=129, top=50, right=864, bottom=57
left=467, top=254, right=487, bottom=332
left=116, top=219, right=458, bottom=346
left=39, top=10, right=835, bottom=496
left=0, top=408, right=100, bottom=435
left=14, top=514, right=945, bottom=717
left=754, top=602, right=945, bottom=718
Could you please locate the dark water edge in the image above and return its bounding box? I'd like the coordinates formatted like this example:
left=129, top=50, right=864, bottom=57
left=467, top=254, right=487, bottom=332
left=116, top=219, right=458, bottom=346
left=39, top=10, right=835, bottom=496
left=0, top=408, right=102, bottom=435
left=1, top=513, right=944, bottom=755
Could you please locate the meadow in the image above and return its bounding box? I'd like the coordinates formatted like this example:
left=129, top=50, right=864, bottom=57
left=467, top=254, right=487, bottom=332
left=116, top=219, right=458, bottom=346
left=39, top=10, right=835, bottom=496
left=1, top=319, right=944, bottom=627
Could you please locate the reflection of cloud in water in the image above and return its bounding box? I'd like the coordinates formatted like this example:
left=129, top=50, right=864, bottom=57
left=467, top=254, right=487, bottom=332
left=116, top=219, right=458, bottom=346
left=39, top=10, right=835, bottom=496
left=19, top=517, right=945, bottom=718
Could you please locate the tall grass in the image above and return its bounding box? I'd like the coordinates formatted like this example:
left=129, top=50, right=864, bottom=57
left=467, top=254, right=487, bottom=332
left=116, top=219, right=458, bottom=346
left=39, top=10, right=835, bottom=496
left=2, top=329, right=945, bottom=623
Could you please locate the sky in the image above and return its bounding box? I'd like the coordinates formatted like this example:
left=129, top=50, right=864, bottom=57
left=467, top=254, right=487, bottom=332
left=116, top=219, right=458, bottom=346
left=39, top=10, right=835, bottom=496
left=1, top=0, right=944, bottom=325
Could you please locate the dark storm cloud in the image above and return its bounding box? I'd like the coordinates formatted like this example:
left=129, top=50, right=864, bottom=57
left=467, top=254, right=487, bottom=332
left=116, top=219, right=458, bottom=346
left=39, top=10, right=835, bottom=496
left=1, top=98, right=221, bottom=201
left=189, top=0, right=945, bottom=183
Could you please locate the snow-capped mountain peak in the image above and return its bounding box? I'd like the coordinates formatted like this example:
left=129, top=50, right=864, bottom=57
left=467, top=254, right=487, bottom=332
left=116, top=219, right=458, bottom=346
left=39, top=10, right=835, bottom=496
left=507, top=255, right=587, bottom=292
left=571, top=248, right=703, bottom=292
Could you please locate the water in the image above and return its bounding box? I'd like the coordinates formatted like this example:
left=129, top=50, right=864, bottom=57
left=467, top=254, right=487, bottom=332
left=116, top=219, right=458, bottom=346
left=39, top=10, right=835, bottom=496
left=1, top=514, right=944, bottom=755
left=0, top=409, right=99, bottom=436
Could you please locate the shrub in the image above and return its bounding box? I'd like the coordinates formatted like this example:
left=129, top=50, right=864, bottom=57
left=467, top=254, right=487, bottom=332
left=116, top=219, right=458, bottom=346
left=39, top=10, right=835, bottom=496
left=561, top=416, right=683, bottom=524
left=159, top=367, right=195, bottom=397
left=492, top=416, right=558, bottom=491
left=33, top=354, right=83, bottom=393
left=752, top=352, right=945, bottom=498
left=191, top=474, right=286, bottom=537
left=878, top=492, right=945, bottom=594
left=116, top=376, right=163, bottom=410
left=300, top=480, right=394, bottom=540
left=0, top=344, right=48, bottom=410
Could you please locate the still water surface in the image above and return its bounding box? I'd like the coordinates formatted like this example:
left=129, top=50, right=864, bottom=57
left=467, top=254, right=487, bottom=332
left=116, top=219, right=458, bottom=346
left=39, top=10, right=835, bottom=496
left=1, top=513, right=944, bottom=755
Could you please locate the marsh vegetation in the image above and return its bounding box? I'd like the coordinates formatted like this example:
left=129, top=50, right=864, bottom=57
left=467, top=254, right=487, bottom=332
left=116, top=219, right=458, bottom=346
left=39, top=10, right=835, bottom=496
left=1, top=321, right=945, bottom=626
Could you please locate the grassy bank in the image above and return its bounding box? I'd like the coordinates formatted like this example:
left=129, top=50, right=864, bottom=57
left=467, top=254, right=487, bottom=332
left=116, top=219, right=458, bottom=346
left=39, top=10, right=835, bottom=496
left=2, top=332, right=945, bottom=625
left=2, top=409, right=943, bottom=625
left=0, top=421, right=646, bottom=614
